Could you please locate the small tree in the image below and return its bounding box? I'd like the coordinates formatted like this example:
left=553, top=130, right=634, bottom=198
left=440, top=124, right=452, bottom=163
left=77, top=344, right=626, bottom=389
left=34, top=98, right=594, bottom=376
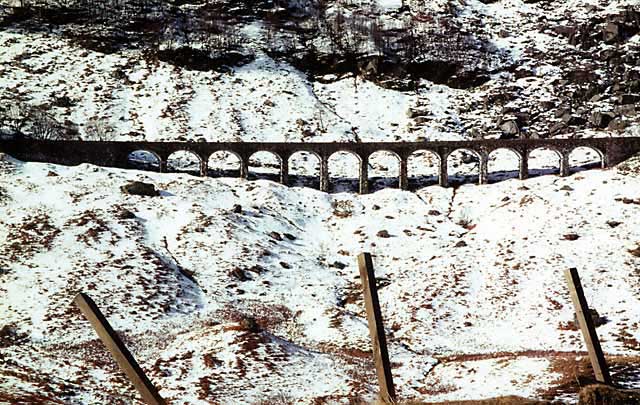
left=84, top=118, right=114, bottom=141
left=29, top=108, right=63, bottom=140
left=7, top=104, right=26, bottom=135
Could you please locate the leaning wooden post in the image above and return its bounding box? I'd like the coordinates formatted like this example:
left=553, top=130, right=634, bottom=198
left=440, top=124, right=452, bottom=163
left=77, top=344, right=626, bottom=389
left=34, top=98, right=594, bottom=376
left=563, top=268, right=612, bottom=385
left=74, top=293, right=167, bottom=405
left=358, top=253, right=397, bottom=404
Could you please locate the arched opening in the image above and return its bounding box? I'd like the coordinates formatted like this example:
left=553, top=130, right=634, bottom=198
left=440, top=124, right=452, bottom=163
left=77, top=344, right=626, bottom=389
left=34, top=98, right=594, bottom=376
left=528, top=147, right=561, bottom=177
left=407, top=149, right=439, bottom=189
left=249, top=151, right=281, bottom=181
left=167, top=150, right=202, bottom=175
left=447, top=149, right=480, bottom=186
left=288, top=151, right=320, bottom=188
left=328, top=151, right=361, bottom=193
left=368, top=150, right=400, bottom=191
left=127, top=150, right=160, bottom=171
left=208, top=151, right=241, bottom=178
left=569, top=146, right=604, bottom=173
left=488, top=148, right=521, bottom=183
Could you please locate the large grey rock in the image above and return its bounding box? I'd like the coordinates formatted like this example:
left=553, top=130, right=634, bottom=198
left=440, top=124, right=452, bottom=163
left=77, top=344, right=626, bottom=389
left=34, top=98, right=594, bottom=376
left=590, top=111, right=615, bottom=128
left=572, top=308, right=607, bottom=328
left=617, top=94, right=640, bottom=104
left=603, top=22, right=621, bottom=43
left=608, top=117, right=629, bottom=132
left=615, top=104, right=637, bottom=117
left=500, top=120, right=520, bottom=137
left=120, top=181, right=159, bottom=197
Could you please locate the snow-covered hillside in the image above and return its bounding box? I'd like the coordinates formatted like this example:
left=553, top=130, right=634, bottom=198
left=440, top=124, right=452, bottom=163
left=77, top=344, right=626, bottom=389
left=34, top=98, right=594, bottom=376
left=1, top=0, right=640, bottom=144
left=1, top=153, right=640, bottom=404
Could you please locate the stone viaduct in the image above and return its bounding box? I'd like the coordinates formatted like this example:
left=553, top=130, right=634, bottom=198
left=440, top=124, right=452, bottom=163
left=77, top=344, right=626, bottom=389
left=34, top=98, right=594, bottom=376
left=2, top=137, right=640, bottom=193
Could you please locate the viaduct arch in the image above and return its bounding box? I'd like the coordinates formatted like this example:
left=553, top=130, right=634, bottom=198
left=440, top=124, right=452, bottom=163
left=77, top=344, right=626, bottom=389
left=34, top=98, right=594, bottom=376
left=2, top=137, right=639, bottom=193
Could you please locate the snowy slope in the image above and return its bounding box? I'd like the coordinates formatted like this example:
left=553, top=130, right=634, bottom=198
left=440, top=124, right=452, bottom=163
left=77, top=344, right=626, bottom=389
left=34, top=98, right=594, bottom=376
left=1, top=0, right=640, bottom=145
left=2, top=153, right=640, bottom=404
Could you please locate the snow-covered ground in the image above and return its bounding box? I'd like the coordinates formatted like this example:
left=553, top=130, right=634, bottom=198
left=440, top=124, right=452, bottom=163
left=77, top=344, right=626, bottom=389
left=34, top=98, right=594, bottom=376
left=1, top=152, right=640, bottom=404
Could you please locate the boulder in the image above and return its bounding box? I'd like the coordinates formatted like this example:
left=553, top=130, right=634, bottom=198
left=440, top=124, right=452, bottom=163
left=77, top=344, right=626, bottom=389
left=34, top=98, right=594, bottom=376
left=608, top=117, right=628, bottom=132
left=120, top=181, right=159, bottom=197
left=116, top=208, right=136, bottom=220
left=603, top=22, right=621, bottom=43
left=0, top=324, right=27, bottom=348
left=550, top=122, right=568, bottom=135
left=461, top=151, right=479, bottom=164
left=329, top=261, right=347, bottom=270
left=617, top=94, right=640, bottom=104
left=572, top=308, right=607, bottom=328
left=500, top=120, right=520, bottom=137
left=554, top=106, right=572, bottom=119
left=268, top=231, right=283, bottom=241
left=568, top=115, right=587, bottom=126
left=615, top=104, right=636, bottom=117
left=229, top=267, right=251, bottom=282
left=590, top=111, right=615, bottom=128
left=567, top=69, right=598, bottom=84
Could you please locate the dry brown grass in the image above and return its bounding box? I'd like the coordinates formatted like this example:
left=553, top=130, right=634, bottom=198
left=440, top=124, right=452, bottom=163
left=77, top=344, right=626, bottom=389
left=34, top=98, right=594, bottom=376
left=579, top=384, right=640, bottom=405
left=401, top=396, right=549, bottom=404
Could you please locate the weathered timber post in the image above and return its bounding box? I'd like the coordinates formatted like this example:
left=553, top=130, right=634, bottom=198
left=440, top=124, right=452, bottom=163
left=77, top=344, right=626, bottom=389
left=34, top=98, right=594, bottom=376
left=74, top=293, right=167, bottom=405
left=563, top=268, right=612, bottom=385
left=357, top=253, right=396, bottom=404
left=359, top=154, right=369, bottom=194
left=320, top=156, right=329, bottom=192
left=399, top=157, right=408, bottom=191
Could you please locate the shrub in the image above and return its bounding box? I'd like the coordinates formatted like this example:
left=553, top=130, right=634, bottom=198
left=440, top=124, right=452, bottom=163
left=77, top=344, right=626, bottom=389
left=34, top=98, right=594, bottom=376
left=332, top=199, right=354, bottom=218
left=455, top=209, right=474, bottom=229
left=84, top=118, right=114, bottom=141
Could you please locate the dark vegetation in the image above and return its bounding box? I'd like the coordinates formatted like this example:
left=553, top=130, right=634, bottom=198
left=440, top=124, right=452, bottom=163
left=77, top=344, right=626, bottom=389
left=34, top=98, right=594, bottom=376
left=263, top=0, right=499, bottom=90
left=0, top=101, right=115, bottom=141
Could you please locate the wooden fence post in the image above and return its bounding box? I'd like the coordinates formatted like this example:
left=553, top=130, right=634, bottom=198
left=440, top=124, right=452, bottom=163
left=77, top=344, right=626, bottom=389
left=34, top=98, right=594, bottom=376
left=358, top=253, right=397, bottom=404
left=74, top=293, right=167, bottom=405
left=563, top=268, right=612, bottom=385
